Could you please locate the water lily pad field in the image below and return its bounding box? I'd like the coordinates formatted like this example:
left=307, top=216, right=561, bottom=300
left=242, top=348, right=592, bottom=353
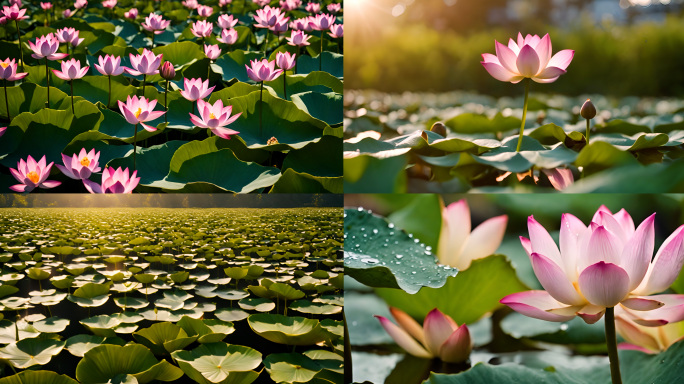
left=0, top=207, right=344, bottom=383
left=0, top=0, right=343, bottom=193
left=345, top=193, right=684, bottom=384
left=344, top=90, right=684, bottom=194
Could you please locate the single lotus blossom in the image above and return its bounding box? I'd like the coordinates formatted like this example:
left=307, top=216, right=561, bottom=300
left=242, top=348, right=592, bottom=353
left=40, top=2, right=52, bottom=10
left=287, top=30, right=311, bottom=46
left=1, top=4, right=28, bottom=20
left=191, top=20, right=213, bottom=38
left=9, top=155, right=61, bottom=192
left=305, top=2, right=320, bottom=13
left=102, top=0, right=116, bottom=9
left=126, top=48, right=162, bottom=76
left=219, top=0, right=232, bottom=6
left=142, top=13, right=170, bottom=34
left=124, top=8, right=138, bottom=19
left=28, top=34, right=68, bottom=61
left=197, top=4, right=213, bottom=17
left=310, top=13, right=335, bottom=31
left=246, top=58, right=283, bottom=82
left=217, top=28, right=238, bottom=45
left=542, top=168, right=574, bottom=191
left=217, top=14, right=238, bottom=29
left=189, top=99, right=241, bottom=139
left=376, top=308, right=472, bottom=363
left=83, top=167, right=140, bottom=194
left=254, top=5, right=282, bottom=28
left=182, top=0, right=198, bottom=10
left=280, top=0, right=301, bottom=12
left=276, top=51, right=296, bottom=71
left=290, top=17, right=313, bottom=32
left=52, top=58, right=88, bottom=81
left=327, top=3, right=341, bottom=13
left=62, top=9, right=73, bottom=18
left=94, top=54, right=124, bottom=76
left=204, top=44, right=220, bottom=60
left=437, top=199, right=508, bottom=271
left=328, top=24, right=343, bottom=38
left=180, top=78, right=215, bottom=102
left=118, top=95, right=165, bottom=132
left=74, top=0, right=87, bottom=9
left=616, top=308, right=684, bottom=354
left=0, top=58, right=27, bottom=81
left=55, top=148, right=101, bottom=180
left=55, top=27, right=84, bottom=48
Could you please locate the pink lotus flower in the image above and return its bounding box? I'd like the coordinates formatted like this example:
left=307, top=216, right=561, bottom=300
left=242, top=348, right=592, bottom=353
left=286, top=30, right=311, bottom=46
left=253, top=0, right=270, bottom=7
left=0, top=58, right=28, bottom=81
left=542, top=168, right=574, bottom=191
left=437, top=199, right=508, bottom=270
left=28, top=34, right=68, bottom=60
left=290, top=17, right=313, bottom=32
left=328, top=24, right=342, bottom=38
left=204, top=44, right=220, bottom=60
left=275, top=51, right=296, bottom=71
left=62, top=9, right=73, bottom=18
left=182, top=0, right=198, bottom=9
left=1, top=4, right=27, bottom=21
left=51, top=58, right=88, bottom=80
left=254, top=5, right=283, bottom=28
left=501, top=206, right=684, bottom=325
left=376, top=308, right=472, bottom=363
left=305, top=2, right=320, bottom=13
left=219, top=0, right=232, bottom=6
left=102, top=0, right=116, bottom=9
left=189, top=99, right=241, bottom=139
left=126, top=48, right=162, bottom=76
left=191, top=20, right=213, bottom=38
left=118, top=95, right=165, bottom=132
left=270, top=16, right=289, bottom=33
left=159, top=61, right=175, bottom=80
left=55, top=27, right=84, bottom=47
left=124, top=8, right=138, bottom=19
left=327, top=3, right=341, bottom=13
left=9, top=155, right=61, bottom=192
left=217, top=14, right=238, bottom=29
left=74, top=0, right=87, bottom=9
left=481, top=33, right=574, bottom=84
left=142, top=13, right=170, bottom=34
left=616, top=308, right=684, bottom=354
left=180, top=78, right=215, bottom=102
left=9, top=0, right=21, bottom=7
left=246, top=58, right=283, bottom=82
left=56, top=148, right=101, bottom=180
left=197, top=4, right=213, bottom=17
left=280, top=0, right=301, bottom=11
left=94, top=54, right=124, bottom=76
left=83, top=167, right=139, bottom=194
left=217, top=28, right=238, bottom=45
left=40, top=2, right=52, bottom=10
left=310, top=13, right=335, bottom=31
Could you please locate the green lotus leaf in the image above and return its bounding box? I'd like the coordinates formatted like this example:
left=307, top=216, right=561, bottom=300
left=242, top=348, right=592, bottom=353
left=76, top=344, right=184, bottom=384
left=290, top=91, right=343, bottom=126
left=266, top=72, right=344, bottom=97
left=114, top=297, right=149, bottom=310
left=302, top=349, right=344, bottom=374
left=133, top=322, right=197, bottom=355
left=0, top=320, right=41, bottom=344
left=248, top=314, right=333, bottom=346
left=0, top=285, right=19, bottom=298
left=32, top=317, right=69, bottom=333
left=152, top=41, right=208, bottom=67
left=171, top=342, right=262, bottom=384
left=72, top=282, right=111, bottom=298
left=26, top=267, right=50, bottom=280
left=215, top=308, right=249, bottom=322
left=263, top=353, right=323, bottom=384
left=0, top=370, right=79, bottom=384
left=214, top=50, right=264, bottom=83
left=0, top=338, right=65, bottom=369
left=297, top=52, right=343, bottom=77
left=268, top=283, right=305, bottom=301
left=216, top=290, right=250, bottom=301
left=238, top=298, right=276, bottom=312
left=80, top=315, right=122, bottom=337
left=343, top=154, right=407, bottom=193
left=289, top=300, right=341, bottom=315
left=169, top=271, right=190, bottom=283
left=177, top=316, right=234, bottom=344
left=65, top=334, right=126, bottom=357
left=224, top=266, right=249, bottom=279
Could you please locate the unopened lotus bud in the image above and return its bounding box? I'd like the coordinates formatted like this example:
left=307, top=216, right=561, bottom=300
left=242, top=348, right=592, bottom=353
left=580, top=99, right=596, bottom=120
left=160, top=61, right=175, bottom=80
left=430, top=121, right=447, bottom=137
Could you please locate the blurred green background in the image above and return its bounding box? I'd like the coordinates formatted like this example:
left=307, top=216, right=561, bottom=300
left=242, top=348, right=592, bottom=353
left=346, top=0, right=684, bottom=96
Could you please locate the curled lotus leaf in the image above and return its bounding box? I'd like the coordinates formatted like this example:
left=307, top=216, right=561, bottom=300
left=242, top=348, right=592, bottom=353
left=0, top=338, right=66, bottom=369
left=0, top=370, right=79, bottom=384
left=133, top=322, right=198, bottom=355
left=171, top=342, right=262, bottom=384
left=248, top=314, right=335, bottom=346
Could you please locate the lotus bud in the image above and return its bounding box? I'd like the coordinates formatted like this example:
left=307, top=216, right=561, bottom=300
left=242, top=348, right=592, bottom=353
left=580, top=99, right=596, bottom=120
left=430, top=121, right=447, bottom=137
left=160, top=61, right=175, bottom=80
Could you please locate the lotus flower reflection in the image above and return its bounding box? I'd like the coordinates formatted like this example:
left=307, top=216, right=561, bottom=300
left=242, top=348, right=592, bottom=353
left=376, top=308, right=472, bottom=363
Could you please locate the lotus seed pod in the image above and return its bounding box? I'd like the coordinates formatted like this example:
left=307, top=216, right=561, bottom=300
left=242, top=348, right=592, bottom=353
left=580, top=99, right=596, bottom=120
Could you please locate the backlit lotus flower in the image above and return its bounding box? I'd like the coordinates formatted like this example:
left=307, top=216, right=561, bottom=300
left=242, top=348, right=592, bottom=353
left=191, top=20, right=213, bottom=38
left=126, top=48, right=162, bottom=76
left=616, top=308, right=684, bottom=354
left=305, top=2, right=320, bottom=13
left=287, top=30, right=311, bottom=46
left=328, top=24, right=343, bottom=38
left=55, top=27, right=83, bottom=47
left=280, top=0, right=301, bottom=11
left=376, top=308, right=472, bottom=363
left=197, top=5, right=213, bottom=17
left=437, top=199, right=508, bottom=271
left=217, top=14, right=238, bottom=29
left=481, top=33, right=573, bottom=84
left=0, top=58, right=27, bottom=81
left=118, top=95, right=165, bottom=132
left=83, top=167, right=139, bottom=194
left=290, top=17, right=313, bottom=32
left=217, top=28, right=238, bottom=45
left=28, top=34, right=68, bottom=60
left=40, top=2, right=52, bottom=10
left=74, top=0, right=87, bottom=9
left=9, top=155, right=61, bottom=192
left=94, top=54, right=124, bottom=76
left=310, top=13, right=335, bottom=31
left=276, top=51, right=296, bottom=71
left=124, top=8, right=138, bottom=19
left=102, top=0, right=116, bottom=9
left=254, top=5, right=282, bottom=28
left=542, top=168, right=574, bottom=191
left=327, top=3, right=341, bottom=13
left=204, top=44, right=220, bottom=60
left=62, top=9, right=73, bottom=18
left=142, top=13, right=170, bottom=34
left=180, top=78, right=215, bottom=102
left=501, top=206, right=684, bottom=325
left=246, top=58, right=283, bottom=82
left=189, top=99, right=241, bottom=139
left=52, top=58, right=88, bottom=80
left=182, top=0, right=198, bottom=10
left=56, top=148, right=101, bottom=180
left=1, top=4, right=27, bottom=20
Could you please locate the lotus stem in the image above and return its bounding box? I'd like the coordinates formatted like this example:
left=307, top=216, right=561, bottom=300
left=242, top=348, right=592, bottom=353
left=133, top=123, right=139, bottom=171
left=259, top=81, right=263, bottom=138
left=151, top=33, right=155, bottom=49
left=14, top=313, right=19, bottom=341
left=262, top=30, right=269, bottom=58
left=108, top=75, right=112, bottom=108
left=283, top=73, right=287, bottom=101
left=586, top=118, right=591, bottom=145
left=343, top=311, right=352, bottom=383
left=319, top=32, right=324, bottom=71
left=15, top=20, right=24, bottom=73
left=45, top=58, right=50, bottom=108
left=515, top=78, right=530, bottom=152
left=207, top=60, right=211, bottom=81
left=605, top=307, right=623, bottom=384
left=70, top=80, right=74, bottom=114
left=164, top=79, right=168, bottom=123
left=4, top=80, right=10, bottom=123
left=142, top=74, right=147, bottom=98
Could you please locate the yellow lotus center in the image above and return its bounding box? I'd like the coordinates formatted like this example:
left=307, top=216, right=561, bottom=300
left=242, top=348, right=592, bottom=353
left=27, top=171, right=40, bottom=184
left=209, top=112, right=216, bottom=119
left=134, top=108, right=142, bottom=118
left=0, top=63, right=8, bottom=69
left=80, top=157, right=90, bottom=167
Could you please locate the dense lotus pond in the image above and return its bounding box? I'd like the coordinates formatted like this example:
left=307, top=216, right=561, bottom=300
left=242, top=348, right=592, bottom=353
left=0, top=207, right=343, bottom=383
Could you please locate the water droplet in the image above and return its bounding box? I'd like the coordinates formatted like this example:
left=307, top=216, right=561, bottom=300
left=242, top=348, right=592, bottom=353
left=360, top=227, right=365, bottom=231
left=560, top=324, right=568, bottom=331
left=396, top=254, right=403, bottom=259
left=395, top=261, right=401, bottom=265
left=372, top=229, right=379, bottom=234
left=361, top=258, right=379, bottom=264
left=414, top=239, right=420, bottom=243
left=426, top=246, right=432, bottom=251
left=411, top=271, right=416, bottom=275
left=357, top=207, right=364, bottom=212
left=388, top=223, right=395, bottom=229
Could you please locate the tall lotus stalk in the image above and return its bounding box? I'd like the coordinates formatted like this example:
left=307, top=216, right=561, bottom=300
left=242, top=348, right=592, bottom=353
left=501, top=206, right=684, bottom=384
left=275, top=52, right=296, bottom=101
left=94, top=54, right=125, bottom=108
left=481, top=33, right=574, bottom=152
left=581, top=99, right=596, bottom=144
left=118, top=95, right=165, bottom=170
left=246, top=58, right=283, bottom=138
left=287, top=31, right=311, bottom=74
left=311, top=13, right=335, bottom=71
left=52, top=58, right=89, bottom=114
left=28, top=34, right=68, bottom=108
left=0, top=58, right=28, bottom=122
